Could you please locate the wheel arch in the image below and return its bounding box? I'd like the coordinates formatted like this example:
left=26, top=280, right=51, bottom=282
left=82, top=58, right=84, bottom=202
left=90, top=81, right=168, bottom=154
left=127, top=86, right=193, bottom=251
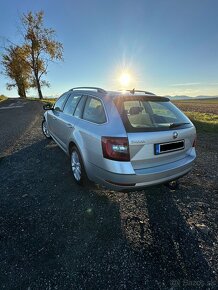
left=68, top=141, right=86, bottom=168
left=68, top=141, right=77, bottom=155
left=68, top=132, right=86, bottom=158
left=68, top=140, right=92, bottom=181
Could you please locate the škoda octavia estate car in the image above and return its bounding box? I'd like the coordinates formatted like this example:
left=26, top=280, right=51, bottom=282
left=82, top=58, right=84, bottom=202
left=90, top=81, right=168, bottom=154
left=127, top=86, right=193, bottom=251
left=42, top=87, right=196, bottom=190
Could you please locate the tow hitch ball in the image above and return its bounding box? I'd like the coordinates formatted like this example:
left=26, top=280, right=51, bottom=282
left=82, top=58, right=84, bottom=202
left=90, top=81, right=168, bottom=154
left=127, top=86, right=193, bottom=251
left=165, top=180, right=179, bottom=190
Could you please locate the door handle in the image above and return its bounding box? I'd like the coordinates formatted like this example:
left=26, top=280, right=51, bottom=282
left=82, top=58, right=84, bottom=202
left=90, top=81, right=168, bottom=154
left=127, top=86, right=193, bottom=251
left=52, top=117, right=57, bottom=120
left=66, top=123, right=73, bottom=128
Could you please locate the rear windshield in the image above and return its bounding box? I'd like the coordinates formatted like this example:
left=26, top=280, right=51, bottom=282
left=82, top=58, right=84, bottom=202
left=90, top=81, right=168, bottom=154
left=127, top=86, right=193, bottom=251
left=114, top=96, right=192, bottom=132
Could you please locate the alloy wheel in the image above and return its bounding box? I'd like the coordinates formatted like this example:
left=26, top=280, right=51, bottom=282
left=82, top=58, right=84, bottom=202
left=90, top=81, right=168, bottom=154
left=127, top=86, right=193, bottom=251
left=42, top=121, right=51, bottom=138
left=71, top=151, right=81, bottom=181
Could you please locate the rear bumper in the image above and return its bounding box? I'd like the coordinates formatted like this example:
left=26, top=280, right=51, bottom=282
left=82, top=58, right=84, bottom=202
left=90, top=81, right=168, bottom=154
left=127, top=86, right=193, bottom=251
left=87, top=153, right=196, bottom=190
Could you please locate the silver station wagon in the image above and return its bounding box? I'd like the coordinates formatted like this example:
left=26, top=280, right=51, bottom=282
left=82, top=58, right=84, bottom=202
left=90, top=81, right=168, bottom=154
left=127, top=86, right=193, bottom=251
left=42, top=87, right=196, bottom=190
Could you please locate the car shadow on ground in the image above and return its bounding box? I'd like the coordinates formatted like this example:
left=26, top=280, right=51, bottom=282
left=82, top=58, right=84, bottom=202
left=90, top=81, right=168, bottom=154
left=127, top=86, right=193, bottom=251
left=0, top=139, right=216, bottom=289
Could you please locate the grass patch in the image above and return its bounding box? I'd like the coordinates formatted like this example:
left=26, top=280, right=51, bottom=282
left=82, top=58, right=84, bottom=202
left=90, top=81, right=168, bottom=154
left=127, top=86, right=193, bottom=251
left=41, top=98, right=56, bottom=104
left=27, top=97, right=56, bottom=104
left=185, top=111, right=218, bottom=133
left=0, top=95, right=7, bottom=102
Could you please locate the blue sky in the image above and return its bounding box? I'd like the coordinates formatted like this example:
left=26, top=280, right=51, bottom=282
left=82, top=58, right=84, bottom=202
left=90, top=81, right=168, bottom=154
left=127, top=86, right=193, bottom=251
left=0, top=0, right=218, bottom=97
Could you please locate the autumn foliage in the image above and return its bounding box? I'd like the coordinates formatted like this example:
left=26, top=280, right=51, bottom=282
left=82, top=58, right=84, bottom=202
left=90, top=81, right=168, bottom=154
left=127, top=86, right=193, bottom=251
left=1, top=11, right=63, bottom=99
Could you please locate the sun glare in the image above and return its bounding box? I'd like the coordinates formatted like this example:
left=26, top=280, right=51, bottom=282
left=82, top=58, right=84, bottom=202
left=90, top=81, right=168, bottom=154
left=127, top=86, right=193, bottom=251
left=119, top=72, right=131, bottom=86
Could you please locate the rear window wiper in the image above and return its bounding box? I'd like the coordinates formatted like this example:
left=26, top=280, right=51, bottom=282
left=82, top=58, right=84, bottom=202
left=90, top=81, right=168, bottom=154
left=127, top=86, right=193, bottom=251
left=169, top=122, right=190, bottom=128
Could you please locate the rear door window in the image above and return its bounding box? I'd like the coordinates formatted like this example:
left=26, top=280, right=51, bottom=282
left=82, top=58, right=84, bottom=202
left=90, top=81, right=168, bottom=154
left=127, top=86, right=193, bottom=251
left=82, top=97, right=106, bottom=124
left=74, top=96, right=87, bottom=118
left=63, top=94, right=82, bottom=115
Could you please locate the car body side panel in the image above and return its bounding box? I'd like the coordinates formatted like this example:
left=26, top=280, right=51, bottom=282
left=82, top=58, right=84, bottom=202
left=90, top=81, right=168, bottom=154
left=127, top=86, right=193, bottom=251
left=55, top=113, right=79, bottom=147
left=46, top=110, right=57, bottom=138
left=70, top=119, right=124, bottom=177
left=66, top=98, right=130, bottom=178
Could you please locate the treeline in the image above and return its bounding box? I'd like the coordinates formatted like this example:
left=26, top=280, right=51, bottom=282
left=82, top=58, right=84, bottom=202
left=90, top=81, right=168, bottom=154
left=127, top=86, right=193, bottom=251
left=1, top=11, right=63, bottom=99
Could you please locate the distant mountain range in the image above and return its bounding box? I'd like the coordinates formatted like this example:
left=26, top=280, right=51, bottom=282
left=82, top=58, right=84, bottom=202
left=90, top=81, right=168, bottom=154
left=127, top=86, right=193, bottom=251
left=166, top=95, right=218, bottom=100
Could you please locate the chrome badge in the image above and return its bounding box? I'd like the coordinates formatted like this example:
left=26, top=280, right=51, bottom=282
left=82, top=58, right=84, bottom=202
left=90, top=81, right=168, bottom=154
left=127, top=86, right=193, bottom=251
left=173, top=131, right=178, bottom=139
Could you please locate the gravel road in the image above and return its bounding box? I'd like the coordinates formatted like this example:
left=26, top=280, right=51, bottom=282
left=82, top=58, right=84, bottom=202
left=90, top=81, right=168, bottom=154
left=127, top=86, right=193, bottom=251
left=0, top=100, right=217, bottom=289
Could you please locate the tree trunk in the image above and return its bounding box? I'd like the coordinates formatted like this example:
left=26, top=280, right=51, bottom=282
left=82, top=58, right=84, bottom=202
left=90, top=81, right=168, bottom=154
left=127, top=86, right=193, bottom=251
left=17, top=84, right=27, bottom=99
left=35, top=75, right=43, bottom=99
left=37, top=85, right=43, bottom=99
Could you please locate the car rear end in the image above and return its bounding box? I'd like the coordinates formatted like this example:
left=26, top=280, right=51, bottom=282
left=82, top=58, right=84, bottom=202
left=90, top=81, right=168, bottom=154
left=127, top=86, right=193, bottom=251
left=94, top=93, right=196, bottom=190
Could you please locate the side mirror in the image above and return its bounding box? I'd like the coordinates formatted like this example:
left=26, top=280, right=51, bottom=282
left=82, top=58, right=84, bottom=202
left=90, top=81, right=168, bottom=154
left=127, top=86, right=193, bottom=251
left=43, top=103, right=53, bottom=110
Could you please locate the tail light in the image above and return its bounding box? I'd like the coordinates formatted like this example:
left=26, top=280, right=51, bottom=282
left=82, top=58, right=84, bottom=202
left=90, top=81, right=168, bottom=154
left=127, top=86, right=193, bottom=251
left=101, top=137, right=130, bottom=161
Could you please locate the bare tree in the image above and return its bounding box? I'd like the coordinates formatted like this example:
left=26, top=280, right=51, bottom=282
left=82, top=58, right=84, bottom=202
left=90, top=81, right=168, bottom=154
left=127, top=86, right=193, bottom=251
left=21, top=11, right=63, bottom=99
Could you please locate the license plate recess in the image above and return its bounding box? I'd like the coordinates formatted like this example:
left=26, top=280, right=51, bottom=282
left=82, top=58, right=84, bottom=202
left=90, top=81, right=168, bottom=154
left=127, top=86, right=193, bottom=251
left=154, top=140, right=185, bottom=155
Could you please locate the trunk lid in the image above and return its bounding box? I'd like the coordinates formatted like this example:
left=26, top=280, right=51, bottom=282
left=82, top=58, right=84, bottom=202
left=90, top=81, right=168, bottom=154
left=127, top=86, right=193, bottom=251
left=128, top=127, right=196, bottom=169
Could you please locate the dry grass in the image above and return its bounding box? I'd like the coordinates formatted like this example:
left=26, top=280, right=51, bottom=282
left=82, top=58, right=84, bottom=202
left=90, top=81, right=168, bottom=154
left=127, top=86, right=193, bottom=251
left=0, top=95, right=7, bottom=102
left=173, top=99, right=218, bottom=133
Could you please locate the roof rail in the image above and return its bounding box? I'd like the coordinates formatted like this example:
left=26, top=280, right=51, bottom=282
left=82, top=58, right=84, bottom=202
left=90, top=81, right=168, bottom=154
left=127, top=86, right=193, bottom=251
left=70, top=87, right=106, bottom=93
left=127, top=89, right=156, bottom=96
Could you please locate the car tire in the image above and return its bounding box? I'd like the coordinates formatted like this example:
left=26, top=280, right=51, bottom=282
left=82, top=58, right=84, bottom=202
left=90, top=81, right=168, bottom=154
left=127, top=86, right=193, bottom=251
left=42, top=119, right=51, bottom=139
left=70, top=146, right=88, bottom=185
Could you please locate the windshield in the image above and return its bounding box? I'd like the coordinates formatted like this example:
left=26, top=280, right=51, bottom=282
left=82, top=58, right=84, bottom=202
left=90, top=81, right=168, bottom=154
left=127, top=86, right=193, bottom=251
left=115, top=97, right=192, bottom=132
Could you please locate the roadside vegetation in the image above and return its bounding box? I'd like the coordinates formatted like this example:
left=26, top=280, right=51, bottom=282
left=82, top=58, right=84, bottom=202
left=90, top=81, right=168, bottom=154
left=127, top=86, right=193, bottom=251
left=28, top=97, right=56, bottom=104
left=0, top=94, right=7, bottom=102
